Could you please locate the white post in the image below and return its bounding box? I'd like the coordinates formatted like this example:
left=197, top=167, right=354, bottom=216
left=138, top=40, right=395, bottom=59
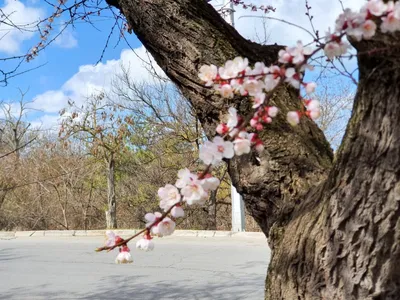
left=219, top=1, right=245, bottom=231
left=222, top=0, right=235, bottom=27
left=231, top=184, right=245, bottom=232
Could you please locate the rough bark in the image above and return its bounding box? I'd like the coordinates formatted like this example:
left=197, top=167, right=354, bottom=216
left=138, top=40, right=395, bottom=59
left=109, top=0, right=400, bottom=298
left=266, top=34, right=400, bottom=299
left=106, top=157, right=117, bottom=229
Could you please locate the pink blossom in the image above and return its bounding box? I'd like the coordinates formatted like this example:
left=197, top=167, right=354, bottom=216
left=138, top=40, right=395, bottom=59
left=305, top=82, right=317, bottom=94
left=233, top=132, right=251, bottom=155
left=394, top=2, right=400, bottom=19
left=324, top=41, right=349, bottom=59
left=250, top=117, right=258, bottom=128
left=264, top=65, right=281, bottom=91
left=217, top=84, right=234, bottom=98
left=267, top=106, right=279, bottom=118
left=199, top=141, right=217, bottom=165
left=200, top=176, right=220, bottom=191
left=305, top=100, right=320, bottom=111
left=367, top=0, right=388, bottom=16
left=247, top=62, right=268, bottom=77
left=242, top=78, right=265, bottom=96
left=381, top=12, right=400, bottom=33
left=219, top=62, right=236, bottom=79
left=213, top=136, right=234, bottom=159
left=305, top=100, right=321, bottom=121
left=362, top=20, right=377, bottom=39
left=105, top=230, right=117, bottom=247
left=157, top=217, right=176, bottom=236
left=175, top=168, right=197, bottom=189
left=181, top=181, right=208, bottom=205
left=145, top=212, right=163, bottom=235
left=171, top=205, right=185, bottom=218
left=136, top=237, right=154, bottom=252
left=255, top=142, right=264, bottom=153
left=252, top=93, right=266, bottom=109
left=199, top=136, right=234, bottom=165
left=115, top=246, right=133, bottom=264
left=285, top=68, right=301, bottom=89
left=232, top=56, right=249, bottom=74
left=198, top=64, right=218, bottom=86
left=278, top=41, right=312, bottom=65
left=289, top=41, right=313, bottom=65
left=308, top=109, right=321, bottom=120
left=278, top=49, right=292, bottom=64
left=158, top=184, right=181, bottom=211
left=227, top=107, right=239, bottom=128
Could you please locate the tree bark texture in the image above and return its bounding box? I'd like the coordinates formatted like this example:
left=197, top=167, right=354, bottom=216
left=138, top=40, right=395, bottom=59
left=106, top=157, right=117, bottom=229
left=110, top=0, right=400, bottom=298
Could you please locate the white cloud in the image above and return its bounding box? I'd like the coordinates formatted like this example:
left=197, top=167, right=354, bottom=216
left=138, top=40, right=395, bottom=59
left=32, top=90, right=71, bottom=113
left=54, top=27, right=78, bottom=49
left=30, top=114, right=61, bottom=130
left=0, top=0, right=44, bottom=54
left=32, top=45, right=165, bottom=118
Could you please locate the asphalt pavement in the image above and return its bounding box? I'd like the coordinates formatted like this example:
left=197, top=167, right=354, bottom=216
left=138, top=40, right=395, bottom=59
left=0, top=235, right=270, bottom=300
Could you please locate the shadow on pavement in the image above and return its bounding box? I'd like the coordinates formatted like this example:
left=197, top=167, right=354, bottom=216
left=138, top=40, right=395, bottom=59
left=0, top=274, right=263, bottom=300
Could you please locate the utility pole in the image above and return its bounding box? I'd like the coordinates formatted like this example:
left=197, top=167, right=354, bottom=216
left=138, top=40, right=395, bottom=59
left=219, top=0, right=245, bottom=232
left=222, top=0, right=235, bottom=27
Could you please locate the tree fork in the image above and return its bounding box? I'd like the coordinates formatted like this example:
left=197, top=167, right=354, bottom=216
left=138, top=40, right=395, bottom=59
left=104, top=0, right=400, bottom=299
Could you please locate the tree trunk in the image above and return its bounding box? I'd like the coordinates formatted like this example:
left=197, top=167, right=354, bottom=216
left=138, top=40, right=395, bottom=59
left=206, top=190, right=217, bottom=230
left=106, top=157, right=117, bottom=229
left=0, top=190, right=7, bottom=210
left=110, top=0, right=400, bottom=298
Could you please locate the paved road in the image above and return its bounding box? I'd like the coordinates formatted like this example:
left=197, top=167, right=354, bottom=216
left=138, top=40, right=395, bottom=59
left=0, top=236, right=270, bottom=300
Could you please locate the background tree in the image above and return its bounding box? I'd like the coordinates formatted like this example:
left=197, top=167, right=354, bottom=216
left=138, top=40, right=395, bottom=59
left=0, top=95, right=37, bottom=211
left=315, top=78, right=354, bottom=150
left=59, top=93, right=134, bottom=229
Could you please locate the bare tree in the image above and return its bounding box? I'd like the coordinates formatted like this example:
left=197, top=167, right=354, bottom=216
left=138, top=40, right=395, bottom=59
left=59, top=93, right=133, bottom=229
left=0, top=94, right=38, bottom=210
left=315, top=79, right=354, bottom=150
left=0, top=94, right=37, bottom=161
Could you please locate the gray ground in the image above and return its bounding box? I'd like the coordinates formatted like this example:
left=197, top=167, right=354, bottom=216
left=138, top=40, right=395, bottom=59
left=0, top=236, right=270, bottom=300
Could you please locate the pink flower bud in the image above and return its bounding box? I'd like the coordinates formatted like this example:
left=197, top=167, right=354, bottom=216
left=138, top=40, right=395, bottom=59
left=216, top=123, right=229, bottom=135
left=287, top=111, right=301, bottom=126
left=267, top=106, right=278, bottom=118
left=255, top=142, right=264, bottom=153
left=250, top=117, right=258, bottom=127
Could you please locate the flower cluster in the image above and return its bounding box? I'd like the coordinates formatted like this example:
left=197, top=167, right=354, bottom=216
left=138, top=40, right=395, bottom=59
left=176, top=169, right=220, bottom=205
left=104, top=231, right=133, bottom=264
left=199, top=47, right=320, bottom=127
left=324, top=0, right=400, bottom=59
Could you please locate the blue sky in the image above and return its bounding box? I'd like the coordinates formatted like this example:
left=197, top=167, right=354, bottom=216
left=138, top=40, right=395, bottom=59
left=1, top=0, right=140, bottom=100
left=0, top=0, right=362, bottom=129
